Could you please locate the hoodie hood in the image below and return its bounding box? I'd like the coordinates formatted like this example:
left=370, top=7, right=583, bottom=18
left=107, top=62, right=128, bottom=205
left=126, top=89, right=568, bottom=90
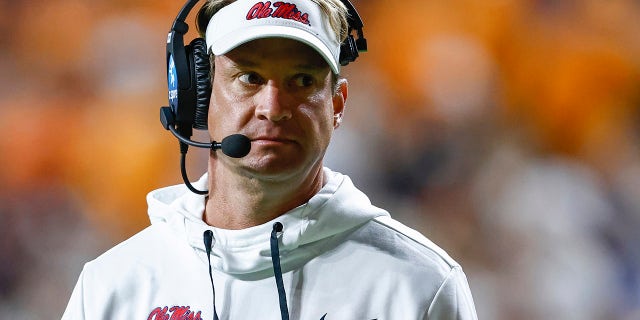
left=146, top=167, right=389, bottom=275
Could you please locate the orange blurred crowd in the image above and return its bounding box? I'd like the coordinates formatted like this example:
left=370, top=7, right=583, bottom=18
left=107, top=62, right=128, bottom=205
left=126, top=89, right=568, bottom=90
left=1, top=0, right=639, bottom=319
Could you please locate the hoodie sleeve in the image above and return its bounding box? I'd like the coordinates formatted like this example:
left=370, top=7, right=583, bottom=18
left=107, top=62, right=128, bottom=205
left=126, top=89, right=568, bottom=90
left=425, top=266, right=478, bottom=320
left=61, top=265, right=87, bottom=320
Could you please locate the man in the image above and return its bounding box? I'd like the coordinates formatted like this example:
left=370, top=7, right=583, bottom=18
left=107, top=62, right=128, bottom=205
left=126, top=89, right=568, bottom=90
left=63, top=0, right=478, bottom=319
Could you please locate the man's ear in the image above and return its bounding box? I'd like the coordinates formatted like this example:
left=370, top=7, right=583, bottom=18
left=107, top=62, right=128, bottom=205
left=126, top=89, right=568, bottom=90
left=332, top=78, right=348, bottom=128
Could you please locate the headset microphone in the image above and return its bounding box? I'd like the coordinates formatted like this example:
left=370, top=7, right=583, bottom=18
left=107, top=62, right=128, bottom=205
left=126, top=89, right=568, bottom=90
left=215, top=134, right=252, bottom=158
left=162, top=106, right=251, bottom=157
left=161, top=106, right=251, bottom=194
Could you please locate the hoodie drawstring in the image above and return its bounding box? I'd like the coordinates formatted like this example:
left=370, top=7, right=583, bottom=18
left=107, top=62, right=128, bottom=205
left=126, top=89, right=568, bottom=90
left=202, top=223, right=289, bottom=320
left=203, top=230, right=220, bottom=320
left=270, top=222, right=290, bottom=320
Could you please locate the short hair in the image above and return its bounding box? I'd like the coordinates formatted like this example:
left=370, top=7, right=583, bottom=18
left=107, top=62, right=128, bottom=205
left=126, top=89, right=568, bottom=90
left=195, top=0, right=349, bottom=44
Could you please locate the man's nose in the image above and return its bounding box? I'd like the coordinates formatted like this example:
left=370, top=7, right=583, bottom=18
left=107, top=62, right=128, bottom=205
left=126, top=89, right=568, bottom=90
left=254, top=83, right=293, bottom=122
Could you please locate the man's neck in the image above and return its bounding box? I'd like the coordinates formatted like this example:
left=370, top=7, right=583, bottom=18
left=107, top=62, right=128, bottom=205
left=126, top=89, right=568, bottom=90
left=203, top=162, right=324, bottom=229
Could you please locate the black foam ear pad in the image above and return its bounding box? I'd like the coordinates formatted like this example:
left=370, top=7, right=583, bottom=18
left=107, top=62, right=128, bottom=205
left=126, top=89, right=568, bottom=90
left=189, top=38, right=212, bottom=130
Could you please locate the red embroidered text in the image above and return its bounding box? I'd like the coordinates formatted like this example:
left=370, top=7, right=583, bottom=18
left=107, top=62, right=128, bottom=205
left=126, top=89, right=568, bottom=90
left=247, top=1, right=311, bottom=25
left=147, top=306, right=203, bottom=320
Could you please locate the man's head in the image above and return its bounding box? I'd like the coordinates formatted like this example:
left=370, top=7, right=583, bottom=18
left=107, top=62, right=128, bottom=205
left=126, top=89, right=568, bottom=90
left=197, top=0, right=351, bottom=182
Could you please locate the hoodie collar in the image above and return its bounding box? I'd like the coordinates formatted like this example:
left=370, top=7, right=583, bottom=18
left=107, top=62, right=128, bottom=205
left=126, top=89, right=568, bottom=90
left=146, top=168, right=389, bottom=274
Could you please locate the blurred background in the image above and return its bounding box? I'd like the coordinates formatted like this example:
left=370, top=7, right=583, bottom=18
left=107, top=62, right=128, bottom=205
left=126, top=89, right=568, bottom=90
left=1, top=0, right=639, bottom=319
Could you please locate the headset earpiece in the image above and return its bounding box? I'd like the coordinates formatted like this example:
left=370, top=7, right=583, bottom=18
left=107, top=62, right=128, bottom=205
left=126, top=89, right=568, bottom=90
left=188, top=38, right=211, bottom=130
left=338, top=0, right=367, bottom=66
left=339, top=34, right=359, bottom=66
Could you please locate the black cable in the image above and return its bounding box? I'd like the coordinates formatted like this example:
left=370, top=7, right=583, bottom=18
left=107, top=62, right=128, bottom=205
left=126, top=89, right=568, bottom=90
left=180, top=143, right=208, bottom=195
left=203, top=230, right=220, bottom=320
left=270, top=222, right=290, bottom=320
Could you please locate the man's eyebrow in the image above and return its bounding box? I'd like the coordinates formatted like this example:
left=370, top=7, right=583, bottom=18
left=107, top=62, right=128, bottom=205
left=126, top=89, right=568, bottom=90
left=227, top=58, right=258, bottom=69
left=228, top=57, right=329, bottom=72
left=294, top=62, right=330, bottom=73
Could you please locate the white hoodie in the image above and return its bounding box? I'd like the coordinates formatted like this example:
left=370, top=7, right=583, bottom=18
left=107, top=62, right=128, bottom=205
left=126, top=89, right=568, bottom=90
left=62, top=168, right=477, bottom=319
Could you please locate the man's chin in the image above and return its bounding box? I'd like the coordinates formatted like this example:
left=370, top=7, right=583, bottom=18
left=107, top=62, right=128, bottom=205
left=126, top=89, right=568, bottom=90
left=240, top=156, right=304, bottom=180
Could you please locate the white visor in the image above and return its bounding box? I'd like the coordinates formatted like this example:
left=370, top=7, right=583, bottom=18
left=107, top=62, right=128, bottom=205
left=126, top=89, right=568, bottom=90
left=205, top=0, right=341, bottom=74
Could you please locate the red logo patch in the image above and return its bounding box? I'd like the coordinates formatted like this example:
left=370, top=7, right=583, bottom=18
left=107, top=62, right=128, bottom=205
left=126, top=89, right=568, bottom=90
left=246, top=1, right=311, bottom=25
left=147, top=306, right=203, bottom=320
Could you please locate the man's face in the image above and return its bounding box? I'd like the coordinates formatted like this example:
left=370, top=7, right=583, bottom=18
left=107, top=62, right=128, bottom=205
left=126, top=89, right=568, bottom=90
left=208, top=37, right=346, bottom=181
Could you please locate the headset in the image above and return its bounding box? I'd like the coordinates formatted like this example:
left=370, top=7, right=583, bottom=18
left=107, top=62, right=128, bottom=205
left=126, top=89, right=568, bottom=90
left=160, top=0, right=367, bottom=194
left=160, top=0, right=367, bottom=139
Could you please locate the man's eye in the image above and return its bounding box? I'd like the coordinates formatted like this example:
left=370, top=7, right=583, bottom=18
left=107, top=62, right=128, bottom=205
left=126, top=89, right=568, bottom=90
left=293, top=74, right=315, bottom=87
left=238, top=72, right=263, bottom=84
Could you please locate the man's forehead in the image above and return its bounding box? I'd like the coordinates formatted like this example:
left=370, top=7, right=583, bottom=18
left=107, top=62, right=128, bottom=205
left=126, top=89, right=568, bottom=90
left=220, top=38, right=330, bottom=70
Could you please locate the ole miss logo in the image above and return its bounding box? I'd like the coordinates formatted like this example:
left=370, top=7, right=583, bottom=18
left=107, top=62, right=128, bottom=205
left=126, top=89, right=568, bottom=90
left=147, top=305, right=331, bottom=319
left=247, top=1, right=311, bottom=26
left=147, top=306, right=203, bottom=320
